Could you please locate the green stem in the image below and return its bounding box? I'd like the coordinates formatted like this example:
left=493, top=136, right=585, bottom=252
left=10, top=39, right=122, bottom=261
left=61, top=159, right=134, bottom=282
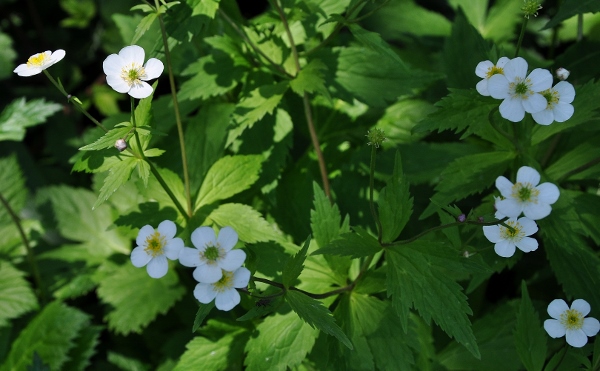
left=577, top=13, right=584, bottom=42
left=157, top=14, right=193, bottom=218
left=369, top=145, right=383, bottom=243
left=252, top=276, right=353, bottom=299
left=514, top=17, right=529, bottom=58
left=43, top=70, right=108, bottom=132
left=0, top=191, right=44, bottom=304
left=488, top=108, right=522, bottom=153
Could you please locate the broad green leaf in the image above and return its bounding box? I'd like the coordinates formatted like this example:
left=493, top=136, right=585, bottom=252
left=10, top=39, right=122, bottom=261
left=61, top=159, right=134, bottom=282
left=482, top=0, right=522, bottom=42
left=236, top=294, right=285, bottom=321
left=79, top=123, right=131, bottom=151
left=387, top=243, right=479, bottom=358
left=378, top=151, right=413, bottom=243
left=546, top=142, right=600, bottom=181
left=62, top=325, right=102, bottom=371
left=0, top=98, right=61, bottom=142
left=96, top=263, right=185, bottom=335
left=310, top=182, right=342, bottom=248
left=1, top=301, right=89, bottom=371
left=0, top=261, right=38, bottom=326
left=94, top=154, right=138, bottom=209
left=179, top=52, right=245, bottom=101
left=544, top=0, right=600, bottom=29
left=448, top=0, right=487, bottom=30
left=138, top=166, right=187, bottom=218
left=0, top=155, right=27, bottom=224
left=348, top=23, right=405, bottom=66
left=0, top=31, right=17, bottom=80
left=568, top=191, right=600, bottom=245
left=282, top=236, right=311, bottom=288
left=131, top=12, right=158, bottom=44
left=289, top=59, right=330, bottom=99
left=107, top=352, right=149, bottom=371
left=195, top=155, right=263, bottom=210
left=514, top=282, right=546, bottom=371
left=244, top=311, right=319, bottom=371
left=312, top=228, right=381, bottom=258
left=175, top=327, right=248, bottom=371
left=192, top=303, right=214, bottom=333
left=231, top=82, right=289, bottom=134
left=205, top=203, right=282, bottom=243
left=377, top=99, right=435, bottom=146
left=59, top=0, right=96, bottom=28
left=286, top=290, right=352, bottom=349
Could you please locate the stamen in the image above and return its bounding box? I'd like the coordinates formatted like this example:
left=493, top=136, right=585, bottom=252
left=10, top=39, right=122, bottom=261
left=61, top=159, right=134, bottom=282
left=27, top=52, right=50, bottom=67
left=486, top=66, right=504, bottom=78
left=144, top=231, right=166, bottom=257
left=560, top=309, right=584, bottom=330
left=120, top=63, right=147, bottom=87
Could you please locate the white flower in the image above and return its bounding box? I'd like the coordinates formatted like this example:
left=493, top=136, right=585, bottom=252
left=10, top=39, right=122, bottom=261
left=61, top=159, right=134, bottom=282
left=131, top=220, right=184, bottom=279
left=102, top=45, right=164, bottom=99
left=495, top=166, right=560, bottom=220
left=179, top=226, right=246, bottom=284
left=488, top=57, right=553, bottom=122
left=13, top=50, right=66, bottom=77
left=532, top=81, right=575, bottom=125
left=194, top=267, right=251, bottom=311
left=483, top=217, right=538, bottom=258
left=544, top=299, right=600, bottom=348
left=475, top=57, right=510, bottom=96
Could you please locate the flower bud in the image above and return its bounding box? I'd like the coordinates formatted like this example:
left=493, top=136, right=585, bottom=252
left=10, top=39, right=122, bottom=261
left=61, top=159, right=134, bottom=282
left=555, top=67, right=570, bottom=81
left=457, top=214, right=466, bottom=223
left=521, top=0, right=542, bottom=19
left=115, top=138, right=127, bottom=152
left=478, top=216, right=485, bottom=223
left=366, top=128, right=386, bottom=148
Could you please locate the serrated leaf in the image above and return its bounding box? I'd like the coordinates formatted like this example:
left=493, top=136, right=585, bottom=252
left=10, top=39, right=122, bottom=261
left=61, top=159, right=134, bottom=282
left=282, top=236, right=311, bottom=288
left=546, top=141, right=600, bottom=181
left=79, top=123, right=131, bottom=151
left=237, top=295, right=285, bottom=321
left=0, top=155, right=27, bottom=224
left=192, top=303, right=214, bottom=333
left=568, top=191, right=600, bottom=244
left=312, top=228, right=381, bottom=258
left=0, top=98, right=61, bottom=142
left=289, top=59, right=330, bottom=99
left=348, top=23, right=405, bottom=66
left=378, top=151, right=413, bottom=243
left=514, top=282, right=546, bottom=371
left=96, top=263, right=185, bottom=335
left=1, top=301, right=89, bottom=371
left=310, top=182, right=341, bottom=248
left=195, top=155, right=263, bottom=210
left=232, top=82, right=289, bottom=132
left=205, top=203, right=282, bottom=244
left=94, top=155, right=138, bottom=209
left=387, top=242, right=479, bottom=358
left=0, top=261, right=38, bottom=327
left=286, top=290, right=352, bottom=349
left=132, top=13, right=158, bottom=44
left=544, top=0, right=600, bottom=29
left=244, top=311, right=319, bottom=371
left=62, top=325, right=102, bottom=371
left=175, top=326, right=248, bottom=371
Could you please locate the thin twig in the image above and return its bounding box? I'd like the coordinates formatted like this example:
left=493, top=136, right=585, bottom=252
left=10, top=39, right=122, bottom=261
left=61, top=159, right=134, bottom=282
left=369, top=145, right=383, bottom=243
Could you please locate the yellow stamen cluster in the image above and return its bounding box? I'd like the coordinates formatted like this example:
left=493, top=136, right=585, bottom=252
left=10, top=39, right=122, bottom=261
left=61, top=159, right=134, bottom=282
left=144, top=231, right=166, bottom=257
left=511, top=182, right=540, bottom=203
left=540, top=89, right=559, bottom=110
left=560, top=309, right=584, bottom=330
left=27, top=52, right=50, bottom=67
left=500, top=220, right=525, bottom=241
left=213, top=270, right=234, bottom=292
left=120, top=63, right=147, bottom=87
left=510, top=77, right=533, bottom=99
left=486, top=66, right=504, bottom=78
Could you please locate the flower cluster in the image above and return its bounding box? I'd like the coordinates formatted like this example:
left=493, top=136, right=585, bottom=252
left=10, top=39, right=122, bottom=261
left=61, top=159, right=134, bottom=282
left=131, top=222, right=249, bottom=311
left=544, top=299, right=600, bottom=347
left=475, top=57, right=575, bottom=125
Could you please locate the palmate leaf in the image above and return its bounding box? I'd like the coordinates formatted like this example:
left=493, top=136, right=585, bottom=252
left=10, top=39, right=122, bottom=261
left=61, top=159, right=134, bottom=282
left=0, top=98, right=61, bottom=142
left=544, top=0, right=600, bottom=29
left=175, top=326, right=248, bottom=371
left=244, top=311, right=319, bottom=371
left=378, top=151, right=413, bottom=243
left=205, top=203, right=282, bottom=243
left=514, top=282, right=547, bottom=371
left=96, top=263, right=185, bottom=335
left=0, top=261, right=38, bottom=327
left=387, top=242, right=480, bottom=359
left=1, top=301, right=89, bottom=371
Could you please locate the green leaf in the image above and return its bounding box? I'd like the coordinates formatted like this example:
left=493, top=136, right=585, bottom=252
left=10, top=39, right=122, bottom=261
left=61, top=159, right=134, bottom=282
left=0, top=31, right=17, bottom=80
left=0, top=155, right=27, bottom=224
left=62, top=325, right=102, bottom=371
left=286, top=290, right=353, bottom=349
left=205, top=203, right=282, bottom=243
left=282, top=236, right=311, bottom=288
left=514, top=282, right=546, bottom=371
left=244, top=311, right=319, bottom=371
left=59, top=0, right=96, bottom=28
left=132, top=13, right=158, bottom=44
left=1, top=301, right=89, bottom=371
left=312, top=228, right=381, bottom=258
left=0, top=261, right=38, bottom=327
left=348, top=23, right=404, bottom=66
left=192, top=303, right=214, bottom=333
left=310, top=182, right=342, bottom=248
left=387, top=243, right=479, bottom=358
left=481, top=0, right=523, bottom=42
left=138, top=166, right=187, bottom=217
left=0, top=98, right=61, bottom=142
left=194, top=155, right=263, bottom=210
left=79, top=123, right=131, bottom=151
left=179, top=52, right=246, bottom=101
left=544, top=0, right=600, bottom=29
left=231, top=82, right=289, bottom=134
left=378, top=151, right=413, bottom=243
left=546, top=141, right=600, bottom=181
left=289, top=59, right=330, bottom=99
left=94, top=155, right=138, bottom=209
left=376, top=99, right=435, bottom=145
left=568, top=191, right=600, bottom=244
left=96, top=263, right=185, bottom=335
left=175, top=326, right=248, bottom=371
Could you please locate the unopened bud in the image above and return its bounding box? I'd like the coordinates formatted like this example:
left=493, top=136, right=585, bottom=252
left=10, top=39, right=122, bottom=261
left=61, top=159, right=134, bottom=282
left=366, top=128, right=386, bottom=148
left=115, top=138, right=127, bottom=152
left=457, top=214, right=466, bottom=223
left=556, top=67, right=570, bottom=81
left=521, top=0, right=542, bottom=19
left=478, top=216, right=485, bottom=223
left=463, top=250, right=472, bottom=258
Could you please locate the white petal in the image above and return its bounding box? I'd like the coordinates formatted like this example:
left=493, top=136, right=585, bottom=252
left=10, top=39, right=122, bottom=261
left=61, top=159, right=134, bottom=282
left=193, top=264, right=222, bottom=283
left=517, top=166, right=540, bottom=186
left=143, top=58, right=164, bottom=80
left=515, top=237, right=538, bottom=252
left=475, top=60, right=494, bottom=78
left=476, top=79, right=490, bottom=96
left=483, top=225, right=501, bottom=243
left=106, top=75, right=131, bottom=93
left=147, top=256, right=168, bottom=278
left=532, top=109, right=554, bottom=125
left=495, top=198, right=522, bottom=218
left=103, top=54, right=125, bottom=76
left=217, top=227, right=238, bottom=251
left=131, top=246, right=152, bottom=267
left=136, top=225, right=155, bottom=246
left=14, top=65, right=42, bottom=76
left=537, top=183, right=559, bottom=204
left=517, top=217, right=538, bottom=235
left=522, top=202, right=551, bottom=220
left=219, top=249, right=246, bottom=271
left=544, top=319, right=566, bottom=338
left=49, top=49, right=66, bottom=65
left=128, top=81, right=153, bottom=99
left=582, top=317, right=600, bottom=336
left=191, top=227, right=216, bottom=251
left=119, top=45, right=145, bottom=66
left=566, top=329, right=588, bottom=348
left=179, top=247, right=202, bottom=267
left=232, top=267, right=251, bottom=288
left=496, top=57, right=510, bottom=68
left=555, top=81, right=575, bottom=103
left=194, top=283, right=218, bottom=304
left=494, top=240, right=516, bottom=258
left=504, top=57, right=527, bottom=81
left=157, top=220, right=177, bottom=239
left=488, top=74, right=510, bottom=99
left=499, top=97, right=525, bottom=122
left=553, top=103, right=574, bottom=122
left=496, top=176, right=514, bottom=197
left=527, top=68, right=553, bottom=92
left=215, top=288, right=241, bottom=311
left=164, top=237, right=183, bottom=260
left=571, top=299, right=591, bottom=316
left=547, top=299, right=569, bottom=319
left=522, top=93, right=547, bottom=114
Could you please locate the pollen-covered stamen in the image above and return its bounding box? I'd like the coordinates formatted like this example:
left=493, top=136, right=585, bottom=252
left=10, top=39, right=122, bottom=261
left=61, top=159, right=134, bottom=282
left=486, top=66, right=504, bottom=78
left=213, top=270, right=234, bottom=293
left=27, top=52, right=50, bottom=67
left=500, top=220, right=525, bottom=241
left=510, top=77, right=534, bottom=99
left=540, top=89, right=559, bottom=109
left=201, top=243, right=225, bottom=265
left=511, top=182, right=540, bottom=203
left=120, top=63, right=147, bottom=86
left=144, top=231, right=166, bottom=257
left=560, top=309, right=584, bottom=330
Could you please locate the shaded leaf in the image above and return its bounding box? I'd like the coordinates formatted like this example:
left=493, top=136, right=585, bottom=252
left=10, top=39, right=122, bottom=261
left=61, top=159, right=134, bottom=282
left=514, top=282, right=546, bottom=371
left=0, top=98, right=61, bottom=142
left=0, top=261, right=38, bottom=327
left=378, top=151, right=413, bottom=243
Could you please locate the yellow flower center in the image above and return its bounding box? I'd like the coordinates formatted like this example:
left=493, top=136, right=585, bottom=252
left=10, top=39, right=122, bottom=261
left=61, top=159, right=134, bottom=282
left=213, top=270, right=234, bottom=293
left=144, top=231, right=166, bottom=257
left=560, top=309, right=584, bottom=330
left=121, top=63, right=147, bottom=86
left=540, top=89, right=559, bottom=110
left=486, top=66, right=504, bottom=78
left=27, top=52, right=51, bottom=67
left=499, top=220, right=525, bottom=241
left=201, top=243, right=225, bottom=265
left=510, top=77, right=533, bottom=99
left=511, top=182, right=539, bottom=203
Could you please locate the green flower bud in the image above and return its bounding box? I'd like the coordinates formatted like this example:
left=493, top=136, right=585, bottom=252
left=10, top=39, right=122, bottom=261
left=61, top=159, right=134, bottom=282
left=366, top=128, right=386, bottom=148
left=522, top=0, right=542, bottom=19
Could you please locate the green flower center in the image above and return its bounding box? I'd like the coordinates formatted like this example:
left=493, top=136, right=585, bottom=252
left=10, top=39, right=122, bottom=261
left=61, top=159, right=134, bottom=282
left=511, top=182, right=539, bottom=203
left=121, top=63, right=147, bottom=86
left=144, top=231, right=166, bottom=257
left=213, top=270, right=234, bottom=293
left=510, top=77, right=533, bottom=99
left=27, top=52, right=50, bottom=67
left=202, top=244, right=224, bottom=264
left=500, top=220, right=525, bottom=241
left=560, top=309, right=584, bottom=330
left=486, top=66, right=504, bottom=78
left=540, top=89, right=559, bottom=109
